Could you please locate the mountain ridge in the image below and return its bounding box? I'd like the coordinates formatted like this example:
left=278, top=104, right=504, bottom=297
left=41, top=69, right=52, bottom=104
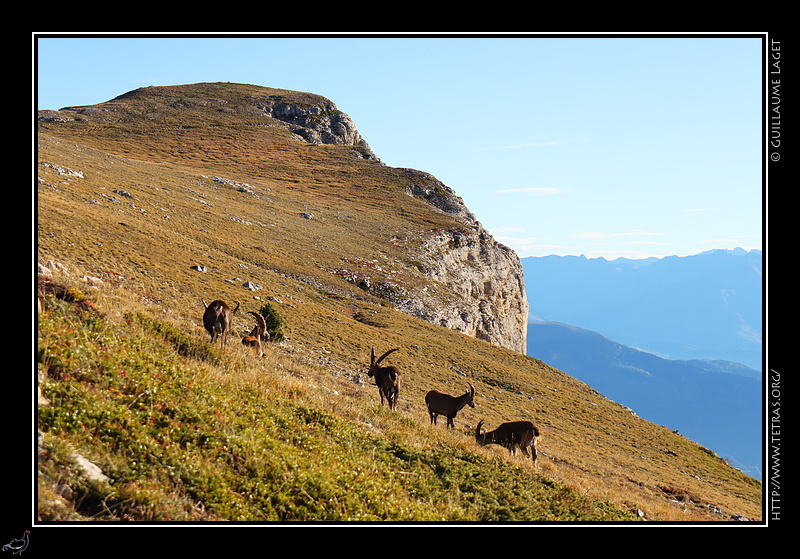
left=522, top=248, right=763, bottom=370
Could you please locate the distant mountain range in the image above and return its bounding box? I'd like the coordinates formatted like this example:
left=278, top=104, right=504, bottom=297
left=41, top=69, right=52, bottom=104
left=522, top=248, right=763, bottom=478
left=522, top=248, right=763, bottom=371
left=527, top=321, right=762, bottom=478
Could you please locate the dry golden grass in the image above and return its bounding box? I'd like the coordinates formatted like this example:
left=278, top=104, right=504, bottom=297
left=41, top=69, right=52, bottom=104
left=36, top=83, right=762, bottom=523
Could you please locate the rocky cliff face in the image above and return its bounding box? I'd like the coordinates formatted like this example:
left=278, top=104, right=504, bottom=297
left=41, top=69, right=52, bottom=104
left=414, top=226, right=528, bottom=354
left=246, top=93, right=379, bottom=161
left=400, top=172, right=528, bottom=353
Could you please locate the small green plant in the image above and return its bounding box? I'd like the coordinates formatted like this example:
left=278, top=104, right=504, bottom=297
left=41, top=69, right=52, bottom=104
left=257, top=303, right=285, bottom=342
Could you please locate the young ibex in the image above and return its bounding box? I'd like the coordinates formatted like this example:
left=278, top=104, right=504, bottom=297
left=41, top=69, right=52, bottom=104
left=425, top=383, right=475, bottom=428
left=368, top=347, right=401, bottom=410
left=475, top=419, right=540, bottom=462
left=242, top=311, right=270, bottom=357
left=201, top=299, right=240, bottom=345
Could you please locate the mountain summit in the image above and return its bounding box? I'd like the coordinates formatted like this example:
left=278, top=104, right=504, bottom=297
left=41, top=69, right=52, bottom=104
left=39, top=82, right=528, bottom=353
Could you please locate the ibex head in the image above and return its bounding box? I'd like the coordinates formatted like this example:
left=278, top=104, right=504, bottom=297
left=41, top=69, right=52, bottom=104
left=247, top=311, right=270, bottom=341
left=475, top=419, right=490, bottom=446
left=369, top=347, right=399, bottom=376
left=367, top=347, right=401, bottom=410
left=465, top=383, right=476, bottom=408
left=242, top=311, right=269, bottom=357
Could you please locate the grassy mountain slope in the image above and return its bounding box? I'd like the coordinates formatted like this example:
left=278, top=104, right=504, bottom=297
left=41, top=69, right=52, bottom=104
left=36, top=82, right=762, bottom=523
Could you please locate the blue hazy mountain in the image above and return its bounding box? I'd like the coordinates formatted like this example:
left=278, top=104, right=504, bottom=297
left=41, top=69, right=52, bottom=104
left=527, top=321, right=762, bottom=479
left=522, top=248, right=763, bottom=371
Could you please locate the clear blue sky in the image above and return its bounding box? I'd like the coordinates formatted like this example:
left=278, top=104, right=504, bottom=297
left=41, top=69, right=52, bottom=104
left=35, top=33, right=764, bottom=259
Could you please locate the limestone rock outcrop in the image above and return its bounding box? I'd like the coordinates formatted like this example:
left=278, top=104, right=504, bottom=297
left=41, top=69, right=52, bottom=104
left=242, top=92, right=378, bottom=160
left=414, top=226, right=528, bottom=354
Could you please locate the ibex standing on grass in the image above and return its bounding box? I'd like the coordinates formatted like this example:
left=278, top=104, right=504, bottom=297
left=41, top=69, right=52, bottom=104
left=201, top=299, right=240, bottom=345
left=425, top=383, right=475, bottom=428
left=242, top=311, right=270, bottom=357
left=475, top=419, right=540, bottom=462
left=368, top=347, right=401, bottom=410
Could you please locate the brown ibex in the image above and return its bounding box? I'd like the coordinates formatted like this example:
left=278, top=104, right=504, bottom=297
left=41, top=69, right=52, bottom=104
left=368, top=347, right=401, bottom=410
left=425, top=383, right=475, bottom=428
left=475, top=419, right=540, bottom=462
left=201, top=299, right=240, bottom=345
left=242, top=311, right=270, bottom=357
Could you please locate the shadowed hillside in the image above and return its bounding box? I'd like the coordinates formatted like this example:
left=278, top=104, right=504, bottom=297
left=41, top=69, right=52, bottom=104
left=527, top=321, right=761, bottom=479
left=36, top=82, right=762, bottom=525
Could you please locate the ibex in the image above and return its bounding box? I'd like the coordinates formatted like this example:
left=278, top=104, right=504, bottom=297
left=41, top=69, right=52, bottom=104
left=425, top=383, right=475, bottom=428
left=368, top=347, right=401, bottom=410
left=242, top=311, right=270, bottom=357
left=475, top=419, right=540, bottom=462
left=201, top=299, right=240, bottom=345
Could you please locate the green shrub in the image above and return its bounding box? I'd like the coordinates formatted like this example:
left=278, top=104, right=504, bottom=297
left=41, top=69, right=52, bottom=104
left=257, top=303, right=285, bottom=342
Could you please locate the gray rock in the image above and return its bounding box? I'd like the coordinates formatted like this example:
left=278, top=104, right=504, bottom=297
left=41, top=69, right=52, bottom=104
left=69, top=452, right=109, bottom=484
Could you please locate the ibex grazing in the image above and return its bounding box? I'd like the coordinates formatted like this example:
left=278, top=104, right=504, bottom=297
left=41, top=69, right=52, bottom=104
left=475, top=419, right=540, bottom=462
left=368, top=347, right=401, bottom=410
left=201, top=299, right=240, bottom=345
left=425, top=383, right=475, bottom=428
left=242, top=311, right=270, bottom=357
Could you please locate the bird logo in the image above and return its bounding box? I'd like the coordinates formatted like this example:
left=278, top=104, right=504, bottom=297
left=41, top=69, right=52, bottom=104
left=2, top=531, right=29, bottom=555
